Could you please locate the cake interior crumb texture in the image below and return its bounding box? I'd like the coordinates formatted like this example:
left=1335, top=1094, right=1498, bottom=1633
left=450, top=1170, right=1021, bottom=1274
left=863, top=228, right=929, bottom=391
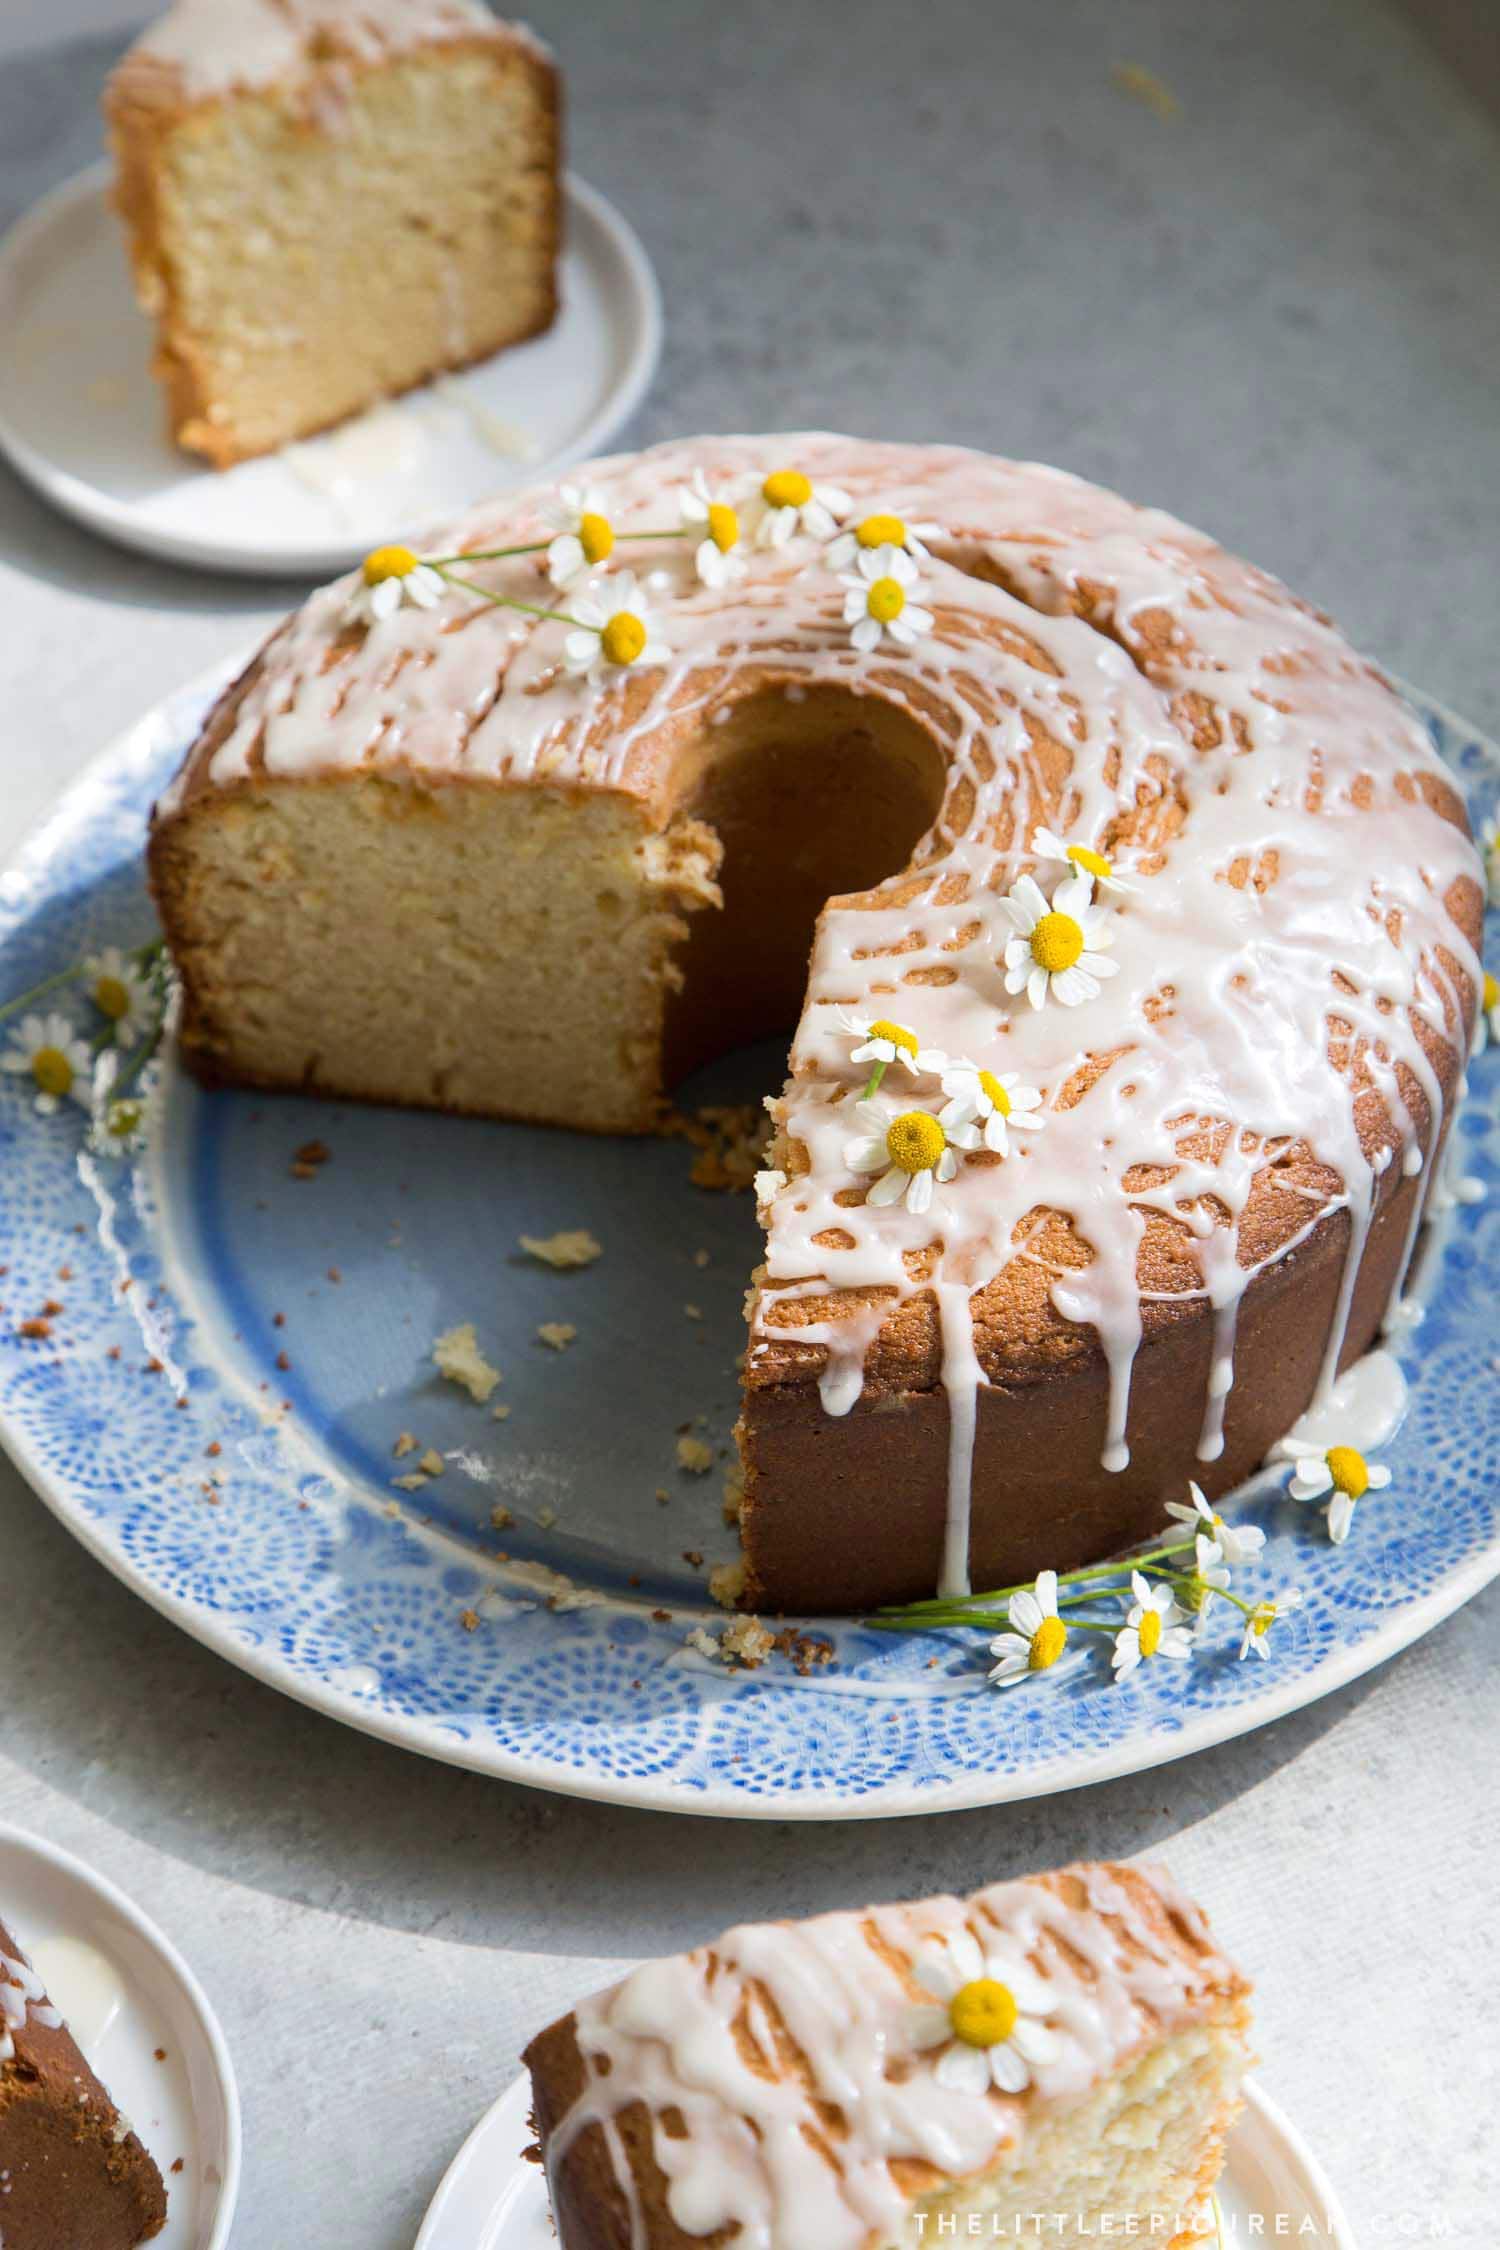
left=108, top=27, right=560, bottom=464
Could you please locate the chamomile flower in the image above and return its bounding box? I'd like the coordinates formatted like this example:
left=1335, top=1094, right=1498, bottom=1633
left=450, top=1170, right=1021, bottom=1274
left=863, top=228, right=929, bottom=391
left=1184, top=1533, right=1233, bottom=1624
left=545, top=484, right=616, bottom=587
left=988, top=1571, right=1068, bottom=1687
left=677, top=470, right=746, bottom=588
left=939, top=1060, right=1045, bottom=1159
left=844, top=1096, right=957, bottom=1216
left=906, top=1928, right=1062, bottom=2096
left=347, top=545, right=445, bottom=625
left=92, top=1094, right=148, bottom=1157
left=825, top=509, right=931, bottom=573
left=839, top=545, right=934, bottom=653
left=1481, top=815, right=1500, bottom=908
left=2, top=1011, right=93, bottom=1116
left=750, top=465, right=850, bottom=549
left=1164, top=1481, right=1266, bottom=1569
left=1475, top=968, right=1499, bottom=1054
left=1274, top=1439, right=1390, bottom=1544
left=83, top=947, right=153, bottom=1046
left=1238, top=1584, right=1303, bottom=1662
left=999, top=872, right=1118, bottom=1011
left=562, top=573, right=671, bottom=685
left=833, top=1009, right=946, bottom=1080
left=1110, top=1572, right=1195, bottom=1679
left=1029, top=825, right=1140, bottom=898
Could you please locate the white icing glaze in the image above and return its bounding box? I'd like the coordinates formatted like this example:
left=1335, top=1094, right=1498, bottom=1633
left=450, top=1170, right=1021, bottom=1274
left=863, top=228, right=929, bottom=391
left=543, top=1863, right=1239, bottom=2250
left=1270, top=1344, right=1408, bottom=1457
left=124, top=0, right=536, bottom=100
left=0, top=1946, right=64, bottom=2068
left=159, top=434, right=1484, bottom=1599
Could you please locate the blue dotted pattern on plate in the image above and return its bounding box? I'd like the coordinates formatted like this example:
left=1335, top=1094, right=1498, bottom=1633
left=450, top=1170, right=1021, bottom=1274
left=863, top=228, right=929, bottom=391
left=0, top=675, right=1496, bottom=1815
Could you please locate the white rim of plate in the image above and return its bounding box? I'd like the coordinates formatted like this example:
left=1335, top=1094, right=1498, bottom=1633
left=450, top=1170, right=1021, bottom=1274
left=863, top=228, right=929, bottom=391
left=412, top=2071, right=1359, bottom=2250
left=0, top=1819, right=243, bottom=2250
left=0, top=664, right=1496, bottom=1822
left=0, top=161, right=663, bottom=578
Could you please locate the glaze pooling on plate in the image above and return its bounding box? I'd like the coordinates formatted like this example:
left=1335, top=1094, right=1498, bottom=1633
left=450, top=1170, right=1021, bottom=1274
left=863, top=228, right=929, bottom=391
left=162, top=436, right=1484, bottom=1599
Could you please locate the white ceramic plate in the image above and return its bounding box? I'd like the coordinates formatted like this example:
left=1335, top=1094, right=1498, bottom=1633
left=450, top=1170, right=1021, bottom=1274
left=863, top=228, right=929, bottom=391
left=0, top=1823, right=241, bottom=2250
left=0, top=162, right=661, bottom=578
left=415, top=2071, right=1357, bottom=2250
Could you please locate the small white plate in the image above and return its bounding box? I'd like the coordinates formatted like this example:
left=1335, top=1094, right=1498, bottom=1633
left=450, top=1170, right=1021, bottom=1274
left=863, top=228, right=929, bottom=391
left=0, top=1823, right=241, bottom=2250
left=0, top=161, right=661, bottom=578
left=414, top=2072, right=1357, bottom=2250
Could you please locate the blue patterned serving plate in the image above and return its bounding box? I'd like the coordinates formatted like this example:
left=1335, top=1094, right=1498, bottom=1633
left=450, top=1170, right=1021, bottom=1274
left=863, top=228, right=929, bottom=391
left=2, top=664, right=1497, bottom=1818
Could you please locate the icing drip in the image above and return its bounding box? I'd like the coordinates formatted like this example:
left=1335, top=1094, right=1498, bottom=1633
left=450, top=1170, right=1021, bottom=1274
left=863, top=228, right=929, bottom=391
left=161, top=436, right=1484, bottom=1600
left=542, top=1864, right=1242, bottom=2250
left=0, top=1948, right=63, bottom=2067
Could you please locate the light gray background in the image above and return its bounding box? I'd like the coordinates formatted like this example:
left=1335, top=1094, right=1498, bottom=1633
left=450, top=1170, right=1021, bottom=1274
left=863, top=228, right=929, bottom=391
left=1, top=3, right=1497, bottom=2244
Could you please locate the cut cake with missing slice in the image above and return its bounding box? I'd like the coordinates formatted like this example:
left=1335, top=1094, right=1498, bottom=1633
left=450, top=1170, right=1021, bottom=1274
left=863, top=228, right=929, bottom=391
left=105, top=0, right=561, bottom=467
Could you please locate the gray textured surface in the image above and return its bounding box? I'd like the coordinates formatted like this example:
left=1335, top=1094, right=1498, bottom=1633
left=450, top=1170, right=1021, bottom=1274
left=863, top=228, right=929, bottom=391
left=0, top=4, right=1497, bottom=2244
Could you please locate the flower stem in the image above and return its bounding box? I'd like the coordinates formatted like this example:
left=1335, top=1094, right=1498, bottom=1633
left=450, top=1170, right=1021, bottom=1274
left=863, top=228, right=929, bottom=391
left=433, top=568, right=582, bottom=631
left=874, top=1537, right=1197, bottom=1621
left=863, top=1060, right=888, bottom=1100
left=0, top=963, right=82, bottom=1024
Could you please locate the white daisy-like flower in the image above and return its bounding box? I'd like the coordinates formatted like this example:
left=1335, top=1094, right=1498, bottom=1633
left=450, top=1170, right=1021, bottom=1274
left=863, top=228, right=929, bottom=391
left=2, top=1010, right=93, bottom=1116
left=749, top=465, right=851, bottom=549
left=1480, top=815, right=1500, bottom=909
left=347, top=544, right=446, bottom=626
left=906, top=1927, right=1062, bottom=2096
left=677, top=469, right=747, bottom=588
left=1164, top=1481, right=1266, bottom=1569
left=839, top=545, right=934, bottom=654
left=939, top=1059, right=1045, bottom=1159
left=562, top=572, right=671, bottom=685
left=1238, top=1584, right=1304, bottom=1662
left=82, top=947, right=153, bottom=1046
left=1110, top=1571, right=1195, bottom=1680
left=1186, top=1533, right=1232, bottom=1626
left=544, top=484, right=616, bottom=587
left=999, top=871, right=1119, bottom=1011
left=825, top=508, right=931, bottom=574
left=1474, top=968, right=1499, bottom=1054
left=844, top=1096, right=957, bottom=1216
left=1274, top=1439, right=1391, bottom=1544
left=988, top=1570, right=1068, bottom=1687
left=1029, top=824, right=1140, bottom=898
left=91, top=1094, right=149, bottom=1157
left=832, top=1008, right=946, bottom=1081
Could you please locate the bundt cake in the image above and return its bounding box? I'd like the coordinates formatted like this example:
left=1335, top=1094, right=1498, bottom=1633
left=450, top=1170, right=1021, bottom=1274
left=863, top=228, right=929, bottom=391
left=105, top=0, right=560, bottom=468
left=147, top=436, right=1485, bottom=1612
left=523, top=1859, right=1253, bottom=2248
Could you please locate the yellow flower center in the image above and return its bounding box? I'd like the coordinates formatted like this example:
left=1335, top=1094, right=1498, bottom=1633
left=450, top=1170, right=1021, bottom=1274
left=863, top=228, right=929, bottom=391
left=94, top=975, right=131, bottom=1021
left=1030, top=911, right=1084, bottom=974
left=600, top=612, right=648, bottom=667
left=31, top=1046, right=74, bottom=1098
left=1486, top=971, right=1499, bottom=1012
left=884, top=1111, right=946, bottom=1174
left=1137, top=1608, right=1163, bottom=1659
left=1030, top=1615, right=1067, bottom=1671
left=362, top=544, right=418, bottom=586
left=578, top=511, right=614, bottom=565
left=1251, top=1602, right=1275, bottom=1639
left=706, top=502, right=740, bottom=553
left=857, top=512, right=907, bottom=550
left=1325, top=1445, right=1369, bottom=1499
left=866, top=576, right=906, bottom=624
left=977, top=1069, right=1011, bottom=1117
left=866, top=1017, right=917, bottom=1057
left=1066, top=843, right=1113, bottom=881
left=949, top=1978, right=1018, bottom=2050
left=762, top=468, right=812, bottom=510
left=107, top=1101, right=143, bottom=1139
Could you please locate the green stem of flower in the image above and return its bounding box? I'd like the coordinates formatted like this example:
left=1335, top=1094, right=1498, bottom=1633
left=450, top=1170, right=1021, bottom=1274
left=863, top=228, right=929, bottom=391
left=0, top=964, right=81, bottom=1023
left=433, top=568, right=583, bottom=631
left=863, top=1060, right=888, bottom=1100
left=430, top=526, right=687, bottom=569
left=874, top=1537, right=1197, bottom=1620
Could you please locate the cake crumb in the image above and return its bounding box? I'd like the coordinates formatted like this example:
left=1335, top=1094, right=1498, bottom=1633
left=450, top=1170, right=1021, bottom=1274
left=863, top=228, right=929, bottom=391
left=392, top=1472, right=429, bottom=1492
left=684, top=1625, right=723, bottom=1661
left=170, top=2158, right=184, bottom=2175
left=153, top=2048, right=166, bottom=2063
left=459, top=1608, right=480, bottom=1632
left=433, top=1322, right=502, bottom=1402
left=393, top=1431, right=419, bottom=1458
left=290, top=1138, right=331, bottom=1179
left=684, top=1303, right=702, bottom=1321
left=418, top=1448, right=446, bottom=1477
left=693, top=1248, right=710, bottom=1267
left=519, top=1228, right=602, bottom=1269
left=489, top=1504, right=514, bottom=1531
left=682, top=1548, right=704, bottom=1568
left=536, top=1505, right=557, bottom=1530
left=16, top=1318, right=52, bottom=1340
left=722, top=1458, right=746, bottom=1524
left=710, top=1559, right=747, bottom=1610
left=536, top=1322, right=576, bottom=1351
left=676, top=1434, right=713, bottom=1474
left=491, top=1402, right=511, bottom=1420
left=1112, top=59, right=1180, bottom=120
left=654, top=1486, right=670, bottom=1505
left=722, top=1615, right=775, bottom=1668
left=661, top=1103, right=770, bottom=1191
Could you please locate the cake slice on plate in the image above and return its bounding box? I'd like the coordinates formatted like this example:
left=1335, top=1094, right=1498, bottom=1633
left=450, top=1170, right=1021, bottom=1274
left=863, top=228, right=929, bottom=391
left=0, top=1914, right=167, bottom=2249
left=524, top=1859, right=1251, bottom=2248
left=104, top=0, right=561, bottom=467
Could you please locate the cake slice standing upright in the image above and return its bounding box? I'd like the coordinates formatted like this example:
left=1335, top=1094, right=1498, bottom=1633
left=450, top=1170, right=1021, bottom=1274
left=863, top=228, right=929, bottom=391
left=105, top=0, right=561, bottom=467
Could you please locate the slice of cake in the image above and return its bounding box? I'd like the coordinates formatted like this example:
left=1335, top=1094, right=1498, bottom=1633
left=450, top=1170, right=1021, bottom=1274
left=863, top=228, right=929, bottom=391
left=105, top=0, right=561, bottom=467
left=0, top=1915, right=168, bottom=2249
left=524, top=1860, right=1252, bottom=2248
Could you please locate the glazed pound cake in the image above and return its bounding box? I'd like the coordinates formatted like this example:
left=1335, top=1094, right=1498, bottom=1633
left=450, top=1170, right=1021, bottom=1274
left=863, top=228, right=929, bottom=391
left=147, top=436, right=1485, bottom=1613
left=105, top=0, right=560, bottom=466
left=525, top=1860, right=1253, bottom=2249
left=0, top=1916, right=167, bottom=2249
